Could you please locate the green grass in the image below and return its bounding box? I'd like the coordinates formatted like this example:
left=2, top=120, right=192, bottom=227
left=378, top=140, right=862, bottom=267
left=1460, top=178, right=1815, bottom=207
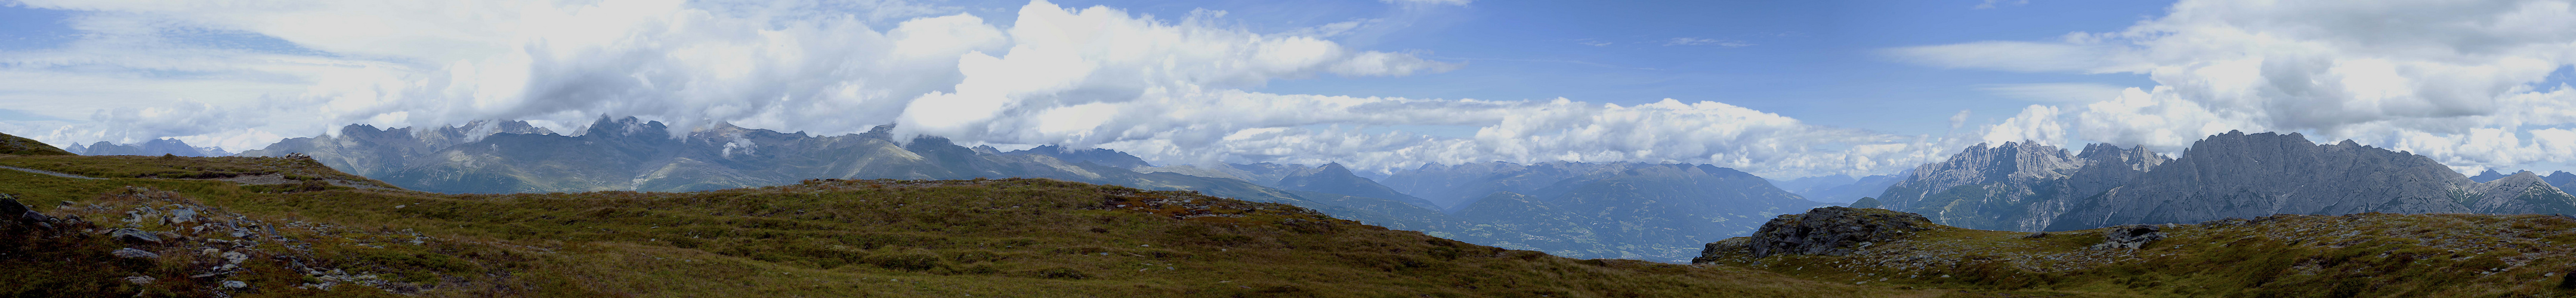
left=0, top=132, right=70, bottom=156
left=1706, top=212, right=2576, bottom=297
left=0, top=154, right=394, bottom=188
left=0, top=155, right=1946, bottom=297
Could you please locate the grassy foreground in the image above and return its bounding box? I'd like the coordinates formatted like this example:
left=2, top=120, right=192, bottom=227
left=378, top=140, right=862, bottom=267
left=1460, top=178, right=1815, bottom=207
left=0, top=153, right=1937, bottom=297
left=1700, top=207, right=2576, bottom=297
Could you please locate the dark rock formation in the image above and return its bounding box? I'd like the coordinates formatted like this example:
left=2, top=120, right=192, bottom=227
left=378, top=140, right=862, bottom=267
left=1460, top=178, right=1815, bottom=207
left=2088, top=224, right=2165, bottom=250
left=1739, top=207, right=1935, bottom=258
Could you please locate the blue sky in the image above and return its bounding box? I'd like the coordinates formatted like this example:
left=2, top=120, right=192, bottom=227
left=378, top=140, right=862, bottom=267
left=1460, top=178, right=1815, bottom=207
left=3, top=0, right=2574, bottom=178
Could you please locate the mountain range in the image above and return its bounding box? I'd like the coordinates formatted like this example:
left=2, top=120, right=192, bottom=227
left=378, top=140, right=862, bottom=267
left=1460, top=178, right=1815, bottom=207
left=1874, top=131, right=2576, bottom=231
left=207, top=117, right=1821, bottom=262
left=57, top=120, right=2576, bottom=260
left=65, top=139, right=231, bottom=157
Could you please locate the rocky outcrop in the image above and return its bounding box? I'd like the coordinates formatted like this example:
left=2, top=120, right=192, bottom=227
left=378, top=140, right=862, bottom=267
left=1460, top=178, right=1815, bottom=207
left=1735, top=207, right=1936, bottom=259
left=2087, top=224, right=2165, bottom=250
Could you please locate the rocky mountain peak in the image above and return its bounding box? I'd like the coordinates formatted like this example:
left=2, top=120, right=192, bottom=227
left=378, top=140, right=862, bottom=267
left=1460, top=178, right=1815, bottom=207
left=2472, top=169, right=2510, bottom=183
left=2547, top=171, right=2576, bottom=189
left=582, top=116, right=669, bottom=138
left=2074, top=144, right=2166, bottom=172
left=1876, top=141, right=2078, bottom=211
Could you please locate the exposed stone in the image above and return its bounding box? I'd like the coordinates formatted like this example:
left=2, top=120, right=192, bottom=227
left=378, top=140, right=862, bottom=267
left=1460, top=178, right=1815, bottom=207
left=0, top=194, right=26, bottom=222
left=171, top=208, right=197, bottom=224
left=2021, top=232, right=2050, bottom=239
left=223, top=251, right=249, bottom=264
left=1732, top=206, right=1936, bottom=259
left=112, top=248, right=160, bottom=259
left=110, top=228, right=162, bottom=244
left=221, top=280, right=248, bottom=289
left=125, top=276, right=155, bottom=284
left=2089, top=224, right=2166, bottom=250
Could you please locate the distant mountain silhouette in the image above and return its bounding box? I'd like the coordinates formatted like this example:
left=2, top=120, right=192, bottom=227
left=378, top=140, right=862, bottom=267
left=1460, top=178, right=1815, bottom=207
left=69, top=139, right=231, bottom=157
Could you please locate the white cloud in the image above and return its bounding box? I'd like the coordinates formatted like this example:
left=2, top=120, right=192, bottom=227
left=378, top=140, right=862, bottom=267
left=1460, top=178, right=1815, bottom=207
left=0, top=0, right=1953, bottom=178
left=1959, top=0, right=2576, bottom=172
left=1666, top=38, right=1752, bottom=47
left=1982, top=105, right=2066, bottom=147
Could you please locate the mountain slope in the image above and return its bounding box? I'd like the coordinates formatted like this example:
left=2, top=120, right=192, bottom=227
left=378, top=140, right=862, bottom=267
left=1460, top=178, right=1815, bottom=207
left=1868, top=131, right=2555, bottom=232
left=0, top=132, right=70, bottom=156
left=2049, top=132, right=2477, bottom=229
left=1372, top=162, right=1827, bottom=262
left=1772, top=173, right=1904, bottom=204
left=1273, top=163, right=1440, bottom=210
left=1873, top=142, right=2165, bottom=231
left=2464, top=170, right=2576, bottom=215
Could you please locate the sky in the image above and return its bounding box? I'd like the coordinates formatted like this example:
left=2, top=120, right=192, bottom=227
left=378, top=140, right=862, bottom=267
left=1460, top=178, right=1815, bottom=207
left=1, top=0, right=2573, bottom=178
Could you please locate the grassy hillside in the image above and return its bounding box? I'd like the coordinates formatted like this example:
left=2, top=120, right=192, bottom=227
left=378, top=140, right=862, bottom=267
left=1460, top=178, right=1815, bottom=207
left=0, top=132, right=71, bottom=156
left=0, top=154, right=1936, bottom=297
left=1699, top=207, right=2576, bottom=297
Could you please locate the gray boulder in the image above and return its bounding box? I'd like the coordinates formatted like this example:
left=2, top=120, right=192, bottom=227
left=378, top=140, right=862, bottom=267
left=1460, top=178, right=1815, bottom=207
left=110, top=228, right=162, bottom=244
left=2089, top=224, right=2166, bottom=250
left=112, top=248, right=160, bottom=259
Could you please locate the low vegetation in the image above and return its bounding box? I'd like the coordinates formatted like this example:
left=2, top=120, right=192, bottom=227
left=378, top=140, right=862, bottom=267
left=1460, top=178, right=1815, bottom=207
left=0, top=153, right=1936, bottom=297
left=1701, top=207, right=2576, bottom=297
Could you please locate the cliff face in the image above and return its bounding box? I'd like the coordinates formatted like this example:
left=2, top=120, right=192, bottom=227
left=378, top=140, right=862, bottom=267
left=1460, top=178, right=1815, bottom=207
left=1871, top=142, right=2164, bottom=231
left=2047, top=132, right=2478, bottom=229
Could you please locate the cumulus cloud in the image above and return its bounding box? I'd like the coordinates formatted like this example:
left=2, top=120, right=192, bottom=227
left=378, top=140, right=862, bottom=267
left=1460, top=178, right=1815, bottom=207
left=1942, top=0, right=2576, bottom=172
left=0, top=0, right=1954, bottom=178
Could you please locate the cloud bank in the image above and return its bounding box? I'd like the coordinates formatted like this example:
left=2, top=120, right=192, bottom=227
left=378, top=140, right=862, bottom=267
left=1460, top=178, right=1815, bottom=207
left=1895, top=0, right=2576, bottom=173
left=0, top=0, right=1959, bottom=178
